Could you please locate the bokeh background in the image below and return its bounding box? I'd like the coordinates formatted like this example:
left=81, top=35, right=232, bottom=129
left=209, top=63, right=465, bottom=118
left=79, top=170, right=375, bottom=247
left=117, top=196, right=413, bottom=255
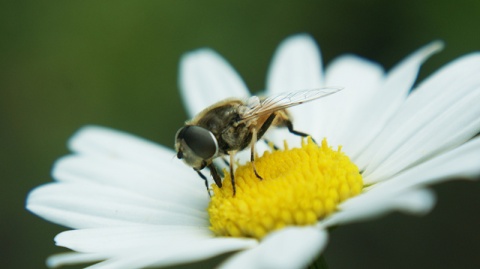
left=1, top=1, right=480, bottom=268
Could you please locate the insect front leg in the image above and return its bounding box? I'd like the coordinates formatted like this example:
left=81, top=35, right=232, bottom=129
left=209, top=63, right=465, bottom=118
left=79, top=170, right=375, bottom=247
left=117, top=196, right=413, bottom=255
left=195, top=169, right=211, bottom=197
left=207, top=163, right=223, bottom=188
left=222, top=157, right=230, bottom=167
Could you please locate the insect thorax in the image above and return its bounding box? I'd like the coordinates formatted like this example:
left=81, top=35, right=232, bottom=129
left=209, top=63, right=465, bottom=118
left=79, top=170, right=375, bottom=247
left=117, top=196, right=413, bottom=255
left=194, top=102, right=253, bottom=154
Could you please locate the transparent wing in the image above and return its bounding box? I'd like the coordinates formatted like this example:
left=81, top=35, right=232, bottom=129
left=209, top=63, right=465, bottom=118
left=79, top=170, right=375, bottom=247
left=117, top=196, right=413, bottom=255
left=240, top=87, right=343, bottom=122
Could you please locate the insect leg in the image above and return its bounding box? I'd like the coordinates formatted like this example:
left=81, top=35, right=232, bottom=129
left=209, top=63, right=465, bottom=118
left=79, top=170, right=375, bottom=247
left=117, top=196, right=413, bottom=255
left=195, top=169, right=211, bottom=197
left=250, top=128, right=263, bottom=180
left=229, top=151, right=237, bottom=196
left=285, top=119, right=317, bottom=143
left=263, top=138, right=279, bottom=150
left=222, top=157, right=230, bottom=166
left=207, top=163, right=223, bottom=188
left=257, top=113, right=277, bottom=139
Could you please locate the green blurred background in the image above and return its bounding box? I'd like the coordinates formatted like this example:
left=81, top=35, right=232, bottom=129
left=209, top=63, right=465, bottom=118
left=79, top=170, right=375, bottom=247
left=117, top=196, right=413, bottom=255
left=1, top=1, right=479, bottom=268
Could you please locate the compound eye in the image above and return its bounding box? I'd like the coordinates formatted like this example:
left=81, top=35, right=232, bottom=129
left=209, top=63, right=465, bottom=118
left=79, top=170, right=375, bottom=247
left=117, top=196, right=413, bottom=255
left=177, top=126, right=218, bottom=160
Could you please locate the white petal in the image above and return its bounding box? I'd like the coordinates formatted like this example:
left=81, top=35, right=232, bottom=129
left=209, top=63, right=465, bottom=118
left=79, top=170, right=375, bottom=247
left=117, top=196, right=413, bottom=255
left=179, top=49, right=250, bottom=117
left=66, top=126, right=212, bottom=196
left=265, top=34, right=325, bottom=136
left=54, top=225, right=212, bottom=253
left=69, top=126, right=184, bottom=171
left=320, top=55, right=384, bottom=149
left=353, top=41, right=444, bottom=165
left=320, top=188, right=436, bottom=228
left=266, top=34, right=323, bottom=93
left=53, top=155, right=209, bottom=205
left=47, top=252, right=110, bottom=268
left=220, top=227, right=328, bottom=269
left=321, top=137, right=480, bottom=228
left=362, top=53, right=480, bottom=182
left=86, top=238, right=257, bottom=269
left=368, top=137, right=480, bottom=193
left=26, top=183, right=208, bottom=229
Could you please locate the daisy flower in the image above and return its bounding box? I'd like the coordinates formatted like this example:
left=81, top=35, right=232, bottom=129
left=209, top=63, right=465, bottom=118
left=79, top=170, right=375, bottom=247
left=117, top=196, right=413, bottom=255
left=27, top=34, right=480, bottom=269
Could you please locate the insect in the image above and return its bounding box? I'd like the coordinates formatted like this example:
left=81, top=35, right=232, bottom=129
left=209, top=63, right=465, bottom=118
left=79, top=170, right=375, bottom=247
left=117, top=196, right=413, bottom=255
left=175, top=88, right=342, bottom=196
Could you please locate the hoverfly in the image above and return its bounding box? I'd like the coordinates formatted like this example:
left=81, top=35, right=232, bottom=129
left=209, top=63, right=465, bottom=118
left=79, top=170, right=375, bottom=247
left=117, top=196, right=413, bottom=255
left=175, top=88, right=342, bottom=196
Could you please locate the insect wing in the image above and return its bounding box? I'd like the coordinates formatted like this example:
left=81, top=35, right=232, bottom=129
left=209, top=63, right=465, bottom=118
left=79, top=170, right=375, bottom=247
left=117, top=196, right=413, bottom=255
left=240, top=87, right=342, bottom=122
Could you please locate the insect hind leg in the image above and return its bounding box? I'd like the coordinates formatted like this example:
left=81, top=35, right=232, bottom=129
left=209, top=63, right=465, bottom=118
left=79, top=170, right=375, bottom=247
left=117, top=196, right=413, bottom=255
left=285, top=119, right=317, bottom=143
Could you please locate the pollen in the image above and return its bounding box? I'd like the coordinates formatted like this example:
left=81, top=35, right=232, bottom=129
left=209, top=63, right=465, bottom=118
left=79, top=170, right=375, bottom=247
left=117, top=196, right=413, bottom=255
left=208, top=138, right=363, bottom=240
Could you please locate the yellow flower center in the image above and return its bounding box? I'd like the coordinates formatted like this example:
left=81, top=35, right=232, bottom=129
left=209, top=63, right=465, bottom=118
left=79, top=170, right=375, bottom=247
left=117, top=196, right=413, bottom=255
left=208, top=138, right=363, bottom=240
